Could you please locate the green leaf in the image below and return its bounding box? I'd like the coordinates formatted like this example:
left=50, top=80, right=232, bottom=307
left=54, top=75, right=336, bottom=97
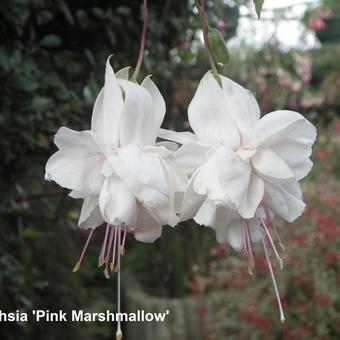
left=22, top=227, right=47, bottom=239
left=207, top=27, right=230, bottom=66
left=116, top=6, right=131, bottom=16
left=39, top=34, right=62, bottom=48
left=254, top=0, right=265, bottom=19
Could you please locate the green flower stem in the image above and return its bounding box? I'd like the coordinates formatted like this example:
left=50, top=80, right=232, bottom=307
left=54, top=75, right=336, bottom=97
left=194, top=0, right=221, bottom=85
left=131, top=0, right=148, bottom=82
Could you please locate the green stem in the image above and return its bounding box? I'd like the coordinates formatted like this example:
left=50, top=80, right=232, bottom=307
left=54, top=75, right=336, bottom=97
left=194, top=0, right=221, bottom=84
left=131, top=0, right=148, bottom=82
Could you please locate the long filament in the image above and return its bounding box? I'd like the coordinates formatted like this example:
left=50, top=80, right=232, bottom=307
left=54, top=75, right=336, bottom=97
left=258, top=215, right=283, bottom=269
left=262, top=205, right=285, bottom=251
left=73, top=229, right=94, bottom=272
left=261, top=235, right=285, bottom=323
left=98, top=224, right=110, bottom=267
left=121, top=224, right=127, bottom=255
left=104, top=225, right=115, bottom=279
left=111, top=225, right=118, bottom=272
left=116, top=225, right=123, bottom=339
left=245, top=222, right=254, bottom=271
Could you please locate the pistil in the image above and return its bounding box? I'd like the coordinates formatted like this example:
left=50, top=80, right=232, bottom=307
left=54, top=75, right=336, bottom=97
left=261, top=234, right=285, bottom=323
left=116, top=224, right=123, bottom=340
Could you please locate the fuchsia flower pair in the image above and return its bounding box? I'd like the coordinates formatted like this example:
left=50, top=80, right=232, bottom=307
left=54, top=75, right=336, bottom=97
left=45, top=57, right=316, bottom=324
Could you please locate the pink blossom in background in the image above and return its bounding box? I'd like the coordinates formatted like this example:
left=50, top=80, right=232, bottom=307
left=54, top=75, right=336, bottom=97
left=308, top=17, right=325, bottom=32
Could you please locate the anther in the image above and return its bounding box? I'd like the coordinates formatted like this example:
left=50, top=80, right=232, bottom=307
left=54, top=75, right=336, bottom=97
left=103, top=268, right=110, bottom=279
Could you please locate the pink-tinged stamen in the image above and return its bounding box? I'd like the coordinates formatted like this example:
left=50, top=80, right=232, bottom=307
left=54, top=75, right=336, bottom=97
left=104, top=225, right=115, bottom=279
left=261, top=234, right=285, bottom=323
left=242, top=223, right=248, bottom=256
left=105, top=226, right=115, bottom=261
left=245, top=221, right=254, bottom=271
left=242, top=221, right=254, bottom=275
left=257, top=214, right=283, bottom=269
left=73, top=229, right=94, bottom=272
left=271, top=220, right=285, bottom=251
left=111, top=225, right=119, bottom=272
left=262, top=204, right=285, bottom=251
left=120, top=224, right=127, bottom=256
left=98, top=224, right=110, bottom=267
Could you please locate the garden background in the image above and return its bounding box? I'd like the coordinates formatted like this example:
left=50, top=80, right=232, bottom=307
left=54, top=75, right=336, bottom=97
left=0, top=0, right=339, bottom=339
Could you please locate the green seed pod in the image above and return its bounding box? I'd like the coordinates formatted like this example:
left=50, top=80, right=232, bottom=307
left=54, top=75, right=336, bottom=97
left=207, top=26, right=230, bottom=66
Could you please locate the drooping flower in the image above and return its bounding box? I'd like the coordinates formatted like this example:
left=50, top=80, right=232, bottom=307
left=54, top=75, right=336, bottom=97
left=45, top=57, right=187, bottom=275
left=160, top=71, right=317, bottom=321
left=164, top=71, right=316, bottom=221
left=45, top=57, right=187, bottom=339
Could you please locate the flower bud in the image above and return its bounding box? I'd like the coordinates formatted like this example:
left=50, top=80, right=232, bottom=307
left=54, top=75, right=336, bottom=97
left=207, top=26, right=230, bottom=66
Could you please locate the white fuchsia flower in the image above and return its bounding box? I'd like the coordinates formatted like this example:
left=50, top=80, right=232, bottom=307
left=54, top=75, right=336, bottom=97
left=45, top=57, right=187, bottom=277
left=160, top=71, right=317, bottom=321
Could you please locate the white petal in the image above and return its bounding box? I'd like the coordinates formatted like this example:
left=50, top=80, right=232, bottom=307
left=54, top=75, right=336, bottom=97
left=188, top=71, right=240, bottom=148
left=155, top=141, right=179, bottom=151
left=158, top=128, right=198, bottom=144
left=251, top=146, right=295, bottom=180
left=220, top=75, right=260, bottom=143
left=54, top=127, right=105, bottom=155
left=171, top=142, right=212, bottom=175
left=163, top=158, right=188, bottom=194
left=194, top=198, right=217, bottom=227
left=248, top=219, right=263, bottom=243
left=263, top=180, right=306, bottom=222
left=236, top=147, right=257, bottom=161
left=108, top=145, right=178, bottom=226
left=256, top=112, right=317, bottom=180
left=78, top=196, right=104, bottom=229
left=180, top=168, right=206, bottom=222
left=116, top=66, right=131, bottom=80
left=239, top=174, right=264, bottom=219
left=193, top=147, right=252, bottom=212
left=141, top=76, right=166, bottom=143
left=69, top=190, right=82, bottom=199
left=108, top=145, right=170, bottom=206
left=91, top=87, right=104, bottom=135
left=133, top=204, right=162, bottom=243
left=143, top=144, right=172, bottom=157
left=99, top=176, right=138, bottom=226
left=226, top=221, right=244, bottom=250
left=211, top=207, right=241, bottom=245
left=118, top=79, right=156, bottom=146
left=91, top=57, right=124, bottom=146
left=45, top=128, right=105, bottom=195
left=211, top=207, right=262, bottom=250
left=149, top=157, right=179, bottom=227
left=292, top=159, right=313, bottom=180
left=134, top=224, right=162, bottom=243
left=45, top=151, right=104, bottom=195
left=253, top=110, right=316, bottom=147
